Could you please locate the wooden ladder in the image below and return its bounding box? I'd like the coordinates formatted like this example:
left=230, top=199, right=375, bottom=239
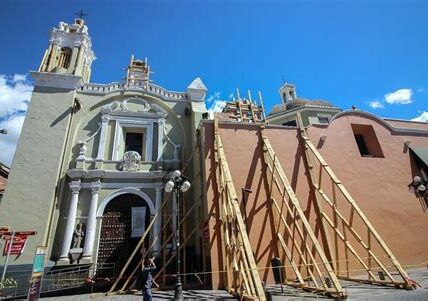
left=214, top=119, right=266, bottom=301
left=296, top=113, right=416, bottom=289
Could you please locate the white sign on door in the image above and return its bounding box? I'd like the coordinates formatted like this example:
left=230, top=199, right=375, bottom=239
left=131, top=207, right=146, bottom=238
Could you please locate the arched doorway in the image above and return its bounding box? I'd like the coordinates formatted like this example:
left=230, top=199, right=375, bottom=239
left=97, top=193, right=151, bottom=276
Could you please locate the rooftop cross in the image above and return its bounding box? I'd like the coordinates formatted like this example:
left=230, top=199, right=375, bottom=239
left=75, top=9, right=88, bottom=19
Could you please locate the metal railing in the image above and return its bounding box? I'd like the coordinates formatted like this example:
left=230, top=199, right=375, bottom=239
left=0, top=262, right=115, bottom=299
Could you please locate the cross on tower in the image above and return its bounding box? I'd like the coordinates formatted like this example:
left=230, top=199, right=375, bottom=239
left=75, top=9, right=88, bottom=19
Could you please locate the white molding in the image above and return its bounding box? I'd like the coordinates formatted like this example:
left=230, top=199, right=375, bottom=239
left=50, top=26, right=96, bottom=63
left=31, top=71, right=83, bottom=89
left=81, top=182, right=163, bottom=190
left=96, top=113, right=110, bottom=161
left=329, top=110, right=428, bottom=135
left=67, top=168, right=165, bottom=180
left=96, top=188, right=156, bottom=217
left=187, top=77, right=207, bottom=101
left=79, top=82, right=189, bottom=102
left=112, top=119, right=154, bottom=161
left=157, top=119, right=165, bottom=161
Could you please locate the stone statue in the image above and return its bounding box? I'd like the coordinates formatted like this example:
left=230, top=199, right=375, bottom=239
left=72, top=222, right=85, bottom=249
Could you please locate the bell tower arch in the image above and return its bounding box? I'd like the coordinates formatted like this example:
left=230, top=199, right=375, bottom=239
left=278, top=82, right=297, bottom=104
left=38, top=18, right=96, bottom=82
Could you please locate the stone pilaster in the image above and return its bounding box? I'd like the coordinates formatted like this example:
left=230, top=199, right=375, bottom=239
left=152, top=187, right=163, bottom=254
left=82, top=180, right=101, bottom=260
left=59, top=180, right=81, bottom=262
left=95, top=113, right=110, bottom=168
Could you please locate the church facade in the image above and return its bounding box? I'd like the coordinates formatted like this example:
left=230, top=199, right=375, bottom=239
left=0, top=17, right=208, bottom=277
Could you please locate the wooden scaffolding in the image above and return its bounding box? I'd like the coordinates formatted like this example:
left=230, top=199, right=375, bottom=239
left=296, top=113, right=416, bottom=289
left=261, top=128, right=346, bottom=298
left=214, top=120, right=266, bottom=301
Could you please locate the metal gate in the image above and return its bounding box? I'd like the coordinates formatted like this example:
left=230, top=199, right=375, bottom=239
left=97, top=193, right=150, bottom=277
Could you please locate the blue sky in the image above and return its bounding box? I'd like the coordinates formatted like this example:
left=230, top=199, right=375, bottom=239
left=0, top=0, right=427, bottom=164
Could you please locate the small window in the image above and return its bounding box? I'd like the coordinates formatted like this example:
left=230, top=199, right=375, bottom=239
left=354, top=134, right=369, bottom=156
left=125, top=132, right=143, bottom=156
left=351, top=124, right=384, bottom=158
left=318, top=117, right=329, bottom=124
left=282, top=120, right=297, bottom=127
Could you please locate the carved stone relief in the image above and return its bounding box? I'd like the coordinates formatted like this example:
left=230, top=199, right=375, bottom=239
left=121, top=151, right=141, bottom=172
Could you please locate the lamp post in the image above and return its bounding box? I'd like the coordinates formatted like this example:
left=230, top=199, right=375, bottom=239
left=165, top=170, right=191, bottom=301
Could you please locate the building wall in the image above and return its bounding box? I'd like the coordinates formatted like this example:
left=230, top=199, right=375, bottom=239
left=0, top=163, right=10, bottom=203
left=203, top=112, right=428, bottom=288
left=0, top=86, right=76, bottom=264
left=306, top=112, right=428, bottom=265
left=267, top=107, right=341, bottom=127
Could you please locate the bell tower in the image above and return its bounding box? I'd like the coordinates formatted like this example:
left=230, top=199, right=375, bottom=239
left=279, top=82, right=297, bottom=104
left=125, top=55, right=151, bottom=86
left=38, top=18, right=96, bottom=83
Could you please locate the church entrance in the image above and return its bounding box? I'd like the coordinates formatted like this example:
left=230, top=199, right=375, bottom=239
left=97, top=193, right=151, bottom=277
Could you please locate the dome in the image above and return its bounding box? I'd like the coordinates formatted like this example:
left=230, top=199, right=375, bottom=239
left=269, top=98, right=338, bottom=116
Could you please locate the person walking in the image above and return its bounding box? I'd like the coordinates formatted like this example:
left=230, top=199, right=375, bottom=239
left=141, top=256, right=156, bottom=301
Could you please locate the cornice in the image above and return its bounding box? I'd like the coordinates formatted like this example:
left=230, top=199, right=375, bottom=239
left=30, top=71, right=83, bottom=90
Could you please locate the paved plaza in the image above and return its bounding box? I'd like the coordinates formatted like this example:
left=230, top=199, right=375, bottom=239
left=38, top=268, right=428, bottom=301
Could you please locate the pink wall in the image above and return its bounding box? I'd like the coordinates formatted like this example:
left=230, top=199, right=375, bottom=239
left=203, top=112, right=428, bottom=289
left=307, top=112, right=428, bottom=265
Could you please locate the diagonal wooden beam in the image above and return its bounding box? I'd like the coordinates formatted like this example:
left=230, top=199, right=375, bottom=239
left=297, top=112, right=416, bottom=289
left=261, top=132, right=345, bottom=297
left=214, top=120, right=266, bottom=301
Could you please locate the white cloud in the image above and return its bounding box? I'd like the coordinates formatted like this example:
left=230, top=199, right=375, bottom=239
left=411, top=111, right=428, bottom=122
left=205, top=91, right=227, bottom=119
left=384, top=88, right=413, bottom=104
left=206, top=91, right=221, bottom=104
left=0, top=74, right=33, bottom=117
left=12, top=74, right=27, bottom=82
left=0, top=115, right=26, bottom=166
left=209, top=100, right=227, bottom=113
left=368, top=100, right=384, bottom=109
left=0, top=74, right=33, bottom=165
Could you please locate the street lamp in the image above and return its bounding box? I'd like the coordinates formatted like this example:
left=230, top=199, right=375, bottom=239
left=164, top=169, right=191, bottom=301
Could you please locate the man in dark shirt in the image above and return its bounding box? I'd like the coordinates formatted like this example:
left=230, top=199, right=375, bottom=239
left=141, top=257, right=156, bottom=301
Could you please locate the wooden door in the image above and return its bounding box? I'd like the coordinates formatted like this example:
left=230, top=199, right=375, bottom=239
left=97, top=193, right=150, bottom=276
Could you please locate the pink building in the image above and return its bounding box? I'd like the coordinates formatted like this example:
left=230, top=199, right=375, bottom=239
left=202, top=109, right=428, bottom=297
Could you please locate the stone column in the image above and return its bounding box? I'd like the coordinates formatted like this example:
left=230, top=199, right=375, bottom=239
left=96, top=114, right=110, bottom=162
left=82, top=180, right=101, bottom=260
left=74, top=45, right=84, bottom=75
left=59, top=180, right=81, bottom=261
left=47, top=45, right=59, bottom=71
left=157, top=120, right=165, bottom=161
left=153, top=187, right=163, bottom=254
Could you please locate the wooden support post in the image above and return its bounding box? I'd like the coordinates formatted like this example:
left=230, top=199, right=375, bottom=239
left=296, top=113, right=335, bottom=271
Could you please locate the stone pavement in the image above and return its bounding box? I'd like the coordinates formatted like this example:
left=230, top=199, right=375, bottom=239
left=40, top=290, right=235, bottom=300
left=40, top=268, right=428, bottom=300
